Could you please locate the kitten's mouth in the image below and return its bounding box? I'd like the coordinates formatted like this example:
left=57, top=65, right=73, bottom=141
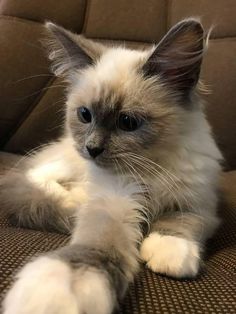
left=78, top=149, right=116, bottom=168
left=76, top=145, right=126, bottom=170
left=92, top=156, right=116, bottom=168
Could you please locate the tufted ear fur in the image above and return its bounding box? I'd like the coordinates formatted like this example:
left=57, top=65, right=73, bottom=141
left=143, top=19, right=206, bottom=99
left=45, top=22, right=106, bottom=77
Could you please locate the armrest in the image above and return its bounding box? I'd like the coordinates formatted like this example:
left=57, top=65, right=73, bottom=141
left=220, top=171, right=236, bottom=209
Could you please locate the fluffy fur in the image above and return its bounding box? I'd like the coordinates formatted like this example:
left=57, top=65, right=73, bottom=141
left=1, top=19, right=222, bottom=314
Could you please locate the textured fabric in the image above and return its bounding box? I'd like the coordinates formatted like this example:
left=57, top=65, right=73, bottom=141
left=0, top=152, right=235, bottom=313
left=0, top=216, right=69, bottom=306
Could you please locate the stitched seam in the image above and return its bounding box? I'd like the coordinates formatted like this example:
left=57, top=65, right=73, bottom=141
left=81, top=0, right=91, bottom=34
left=210, top=36, right=236, bottom=41
left=0, top=14, right=44, bottom=26
left=167, top=0, right=172, bottom=30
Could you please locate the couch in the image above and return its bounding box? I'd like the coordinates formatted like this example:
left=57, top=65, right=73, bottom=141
left=0, top=1, right=235, bottom=313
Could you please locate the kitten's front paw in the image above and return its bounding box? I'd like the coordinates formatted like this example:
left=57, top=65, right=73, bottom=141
left=140, top=233, right=200, bottom=278
left=3, top=257, right=78, bottom=314
left=3, top=256, right=113, bottom=314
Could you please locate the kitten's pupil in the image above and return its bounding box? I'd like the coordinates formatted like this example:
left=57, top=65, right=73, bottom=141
left=77, top=107, right=92, bottom=123
left=118, top=114, right=141, bottom=132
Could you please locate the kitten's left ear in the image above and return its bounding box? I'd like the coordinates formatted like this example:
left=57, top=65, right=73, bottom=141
left=45, top=22, right=106, bottom=77
left=143, top=19, right=206, bottom=98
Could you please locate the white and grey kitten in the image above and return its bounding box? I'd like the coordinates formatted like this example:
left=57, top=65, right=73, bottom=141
left=2, top=19, right=222, bottom=314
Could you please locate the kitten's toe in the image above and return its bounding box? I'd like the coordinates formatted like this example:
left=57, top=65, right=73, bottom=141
left=140, top=232, right=200, bottom=278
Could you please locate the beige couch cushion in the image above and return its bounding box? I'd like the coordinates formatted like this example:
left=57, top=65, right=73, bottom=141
left=0, top=0, right=87, bottom=32
left=168, top=0, right=236, bottom=38
left=84, top=0, right=167, bottom=42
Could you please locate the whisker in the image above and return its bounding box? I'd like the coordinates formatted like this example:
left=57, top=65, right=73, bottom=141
left=116, top=150, right=199, bottom=229
left=13, top=74, right=54, bottom=84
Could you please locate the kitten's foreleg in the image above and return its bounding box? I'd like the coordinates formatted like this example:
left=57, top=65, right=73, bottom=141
left=3, top=193, right=143, bottom=314
left=3, top=249, right=118, bottom=314
left=140, top=211, right=220, bottom=278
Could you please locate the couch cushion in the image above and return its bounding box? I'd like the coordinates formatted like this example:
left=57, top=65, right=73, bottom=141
left=0, top=0, right=87, bottom=32
left=0, top=16, right=51, bottom=147
left=0, top=153, right=235, bottom=313
left=4, top=77, right=66, bottom=154
left=84, top=0, right=167, bottom=42
left=1, top=1, right=236, bottom=170
left=168, top=0, right=236, bottom=38
left=201, top=38, right=236, bottom=170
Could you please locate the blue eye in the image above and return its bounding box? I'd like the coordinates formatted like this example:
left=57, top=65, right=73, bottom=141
left=77, top=107, right=92, bottom=123
left=118, top=114, right=142, bottom=131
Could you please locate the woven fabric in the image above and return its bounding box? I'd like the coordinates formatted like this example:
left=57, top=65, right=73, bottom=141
left=120, top=205, right=236, bottom=313
left=0, top=171, right=235, bottom=313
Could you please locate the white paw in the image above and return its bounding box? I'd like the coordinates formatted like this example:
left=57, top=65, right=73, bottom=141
left=140, top=233, right=200, bottom=278
left=3, top=256, right=113, bottom=314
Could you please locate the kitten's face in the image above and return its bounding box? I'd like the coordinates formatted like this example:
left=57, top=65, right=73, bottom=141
left=66, top=49, right=179, bottom=169
left=46, top=19, right=205, bottom=171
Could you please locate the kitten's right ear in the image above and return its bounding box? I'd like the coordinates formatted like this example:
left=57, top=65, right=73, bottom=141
left=142, top=19, right=205, bottom=98
left=45, top=22, right=106, bottom=77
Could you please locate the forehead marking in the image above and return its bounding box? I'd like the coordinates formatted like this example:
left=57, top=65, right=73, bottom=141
left=91, top=99, right=123, bottom=129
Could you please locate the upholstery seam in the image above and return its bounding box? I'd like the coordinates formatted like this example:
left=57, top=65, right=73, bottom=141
left=82, top=35, right=236, bottom=44
left=1, top=14, right=235, bottom=42
left=81, top=0, right=91, bottom=34
left=167, top=0, right=172, bottom=30
left=209, top=36, right=236, bottom=41
left=0, top=14, right=45, bottom=26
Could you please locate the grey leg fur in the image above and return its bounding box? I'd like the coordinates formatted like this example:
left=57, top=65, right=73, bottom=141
left=140, top=211, right=220, bottom=278
left=151, top=211, right=220, bottom=242
left=2, top=194, right=142, bottom=314
left=0, top=169, right=75, bottom=234
left=52, top=244, right=129, bottom=306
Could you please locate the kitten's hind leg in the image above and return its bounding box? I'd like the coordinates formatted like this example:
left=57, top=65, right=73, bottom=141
left=0, top=165, right=79, bottom=234
left=140, top=212, right=220, bottom=278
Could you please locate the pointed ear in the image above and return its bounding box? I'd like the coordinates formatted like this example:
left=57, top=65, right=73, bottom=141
left=143, top=19, right=206, bottom=97
left=45, top=22, right=106, bottom=77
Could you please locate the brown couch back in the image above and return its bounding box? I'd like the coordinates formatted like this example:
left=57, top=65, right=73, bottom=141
left=0, top=0, right=236, bottom=169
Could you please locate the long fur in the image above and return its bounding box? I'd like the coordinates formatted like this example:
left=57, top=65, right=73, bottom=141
left=2, top=19, right=223, bottom=314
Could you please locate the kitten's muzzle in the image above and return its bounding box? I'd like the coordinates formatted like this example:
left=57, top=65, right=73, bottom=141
left=86, top=145, right=105, bottom=158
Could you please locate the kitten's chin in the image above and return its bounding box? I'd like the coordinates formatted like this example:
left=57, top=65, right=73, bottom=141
left=91, top=157, right=116, bottom=170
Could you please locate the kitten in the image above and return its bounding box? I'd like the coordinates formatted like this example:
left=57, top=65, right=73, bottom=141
left=1, top=19, right=222, bottom=314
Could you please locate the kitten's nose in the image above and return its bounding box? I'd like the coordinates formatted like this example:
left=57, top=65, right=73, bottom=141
left=86, top=146, right=104, bottom=158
